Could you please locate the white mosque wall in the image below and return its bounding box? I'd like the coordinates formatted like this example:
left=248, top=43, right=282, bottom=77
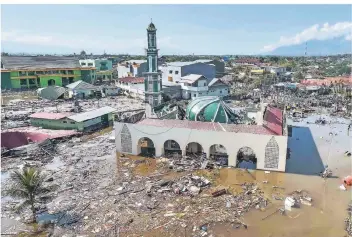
left=115, top=122, right=288, bottom=172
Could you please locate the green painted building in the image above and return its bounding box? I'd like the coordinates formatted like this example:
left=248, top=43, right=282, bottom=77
left=29, top=106, right=115, bottom=132
left=1, top=56, right=96, bottom=90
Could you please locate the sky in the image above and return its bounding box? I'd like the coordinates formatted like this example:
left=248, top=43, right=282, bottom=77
left=1, top=4, right=352, bottom=55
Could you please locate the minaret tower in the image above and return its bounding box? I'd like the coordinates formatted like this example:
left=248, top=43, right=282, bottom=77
left=144, top=20, right=162, bottom=117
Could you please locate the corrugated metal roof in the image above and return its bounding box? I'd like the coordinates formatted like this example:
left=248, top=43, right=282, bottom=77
left=118, top=77, right=144, bottom=83
left=263, top=106, right=283, bottom=136
left=180, top=74, right=205, bottom=83
left=194, top=59, right=212, bottom=63
left=29, top=112, right=72, bottom=120
left=68, top=106, right=116, bottom=122
left=66, top=80, right=98, bottom=90
left=2, top=56, right=80, bottom=70
left=167, top=61, right=196, bottom=67
left=38, top=86, right=66, bottom=100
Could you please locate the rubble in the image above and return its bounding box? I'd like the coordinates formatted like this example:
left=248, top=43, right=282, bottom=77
left=2, top=96, right=145, bottom=130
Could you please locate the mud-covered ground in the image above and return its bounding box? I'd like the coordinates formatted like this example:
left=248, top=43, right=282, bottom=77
left=1, top=114, right=351, bottom=236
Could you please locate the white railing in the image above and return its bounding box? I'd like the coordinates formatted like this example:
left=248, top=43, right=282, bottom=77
left=181, top=85, right=208, bottom=92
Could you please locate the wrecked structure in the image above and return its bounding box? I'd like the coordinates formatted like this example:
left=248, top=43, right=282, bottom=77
left=29, top=106, right=115, bottom=131
left=1, top=56, right=96, bottom=89
left=115, top=104, right=288, bottom=172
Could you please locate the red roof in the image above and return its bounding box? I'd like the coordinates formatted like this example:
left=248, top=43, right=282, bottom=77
left=263, top=106, right=283, bottom=136
left=137, top=119, right=278, bottom=135
left=301, top=76, right=352, bottom=86
left=1, top=130, right=78, bottom=149
left=118, top=77, right=144, bottom=84
left=29, top=112, right=72, bottom=120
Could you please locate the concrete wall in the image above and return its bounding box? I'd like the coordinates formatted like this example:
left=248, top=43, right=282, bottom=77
left=207, top=85, right=229, bottom=97
left=30, top=117, right=78, bottom=130
left=104, top=88, right=120, bottom=96
left=161, top=65, right=182, bottom=83
left=115, top=122, right=288, bottom=172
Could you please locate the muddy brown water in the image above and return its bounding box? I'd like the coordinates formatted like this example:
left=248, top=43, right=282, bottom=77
left=116, top=153, right=351, bottom=237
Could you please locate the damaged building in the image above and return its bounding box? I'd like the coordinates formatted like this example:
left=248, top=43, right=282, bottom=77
left=1, top=56, right=96, bottom=89
left=29, top=106, right=115, bottom=132
left=115, top=104, right=288, bottom=172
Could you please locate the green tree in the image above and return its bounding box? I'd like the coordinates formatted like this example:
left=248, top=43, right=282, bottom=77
left=5, top=167, right=46, bottom=223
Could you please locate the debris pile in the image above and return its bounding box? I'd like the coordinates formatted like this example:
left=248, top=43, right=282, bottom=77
left=285, top=190, right=313, bottom=210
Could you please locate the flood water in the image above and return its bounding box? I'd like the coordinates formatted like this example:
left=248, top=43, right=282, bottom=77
left=118, top=114, right=352, bottom=237
left=287, top=115, right=351, bottom=176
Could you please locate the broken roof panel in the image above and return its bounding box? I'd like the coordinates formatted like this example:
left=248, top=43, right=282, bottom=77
left=38, top=86, right=66, bottom=100
left=66, top=80, right=98, bottom=90
left=263, top=106, right=283, bottom=136
left=68, top=106, right=116, bottom=122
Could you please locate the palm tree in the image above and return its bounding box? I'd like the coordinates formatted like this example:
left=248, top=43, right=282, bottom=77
left=5, top=167, right=46, bottom=223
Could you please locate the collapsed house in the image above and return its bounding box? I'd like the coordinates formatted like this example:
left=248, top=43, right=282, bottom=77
left=29, top=106, right=116, bottom=132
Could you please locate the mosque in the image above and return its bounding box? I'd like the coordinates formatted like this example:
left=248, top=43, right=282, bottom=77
left=115, top=22, right=288, bottom=172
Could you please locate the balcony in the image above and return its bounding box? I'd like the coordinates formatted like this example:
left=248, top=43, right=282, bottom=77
left=181, top=85, right=208, bottom=92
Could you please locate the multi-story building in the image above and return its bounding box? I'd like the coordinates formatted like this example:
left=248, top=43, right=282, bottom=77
left=193, top=59, right=225, bottom=78
left=80, top=58, right=113, bottom=81
left=179, top=74, right=230, bottom=99
left=117, top=60, right=148, bottom=78
left=160, top=61, right=215, bottom=84
left=1, top=56, right=96, bottom=89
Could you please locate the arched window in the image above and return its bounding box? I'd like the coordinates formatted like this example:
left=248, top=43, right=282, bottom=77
left=121, top=124, right=132, bottom=153
left=264, top=137, right=279, bottom=169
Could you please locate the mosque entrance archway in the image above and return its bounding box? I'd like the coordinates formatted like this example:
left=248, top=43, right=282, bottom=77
left=163, top=140, right=182, bottom=157
left=209, top=144, right=228, bottom=166
left=236, top=146, right=257, bottom=169
left=186, top=142, right=204, bottom=157
left=137, top=137, right=155, bottom=158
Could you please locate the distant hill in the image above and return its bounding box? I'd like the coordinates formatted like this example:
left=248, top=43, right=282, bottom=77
left=263, top=36, right=352, bottom=56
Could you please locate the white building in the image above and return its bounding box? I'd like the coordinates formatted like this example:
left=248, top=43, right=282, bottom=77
left=178, top=74, right=230, bottom=99
left=263, top=66, right=287, bottom=75
left=79, top=59, right=95, bottom=67
left=101, top=85, right=120, bottom=96
left=161, top=61, right=216, bottom=83
left=117, top=60, right=148, bottom=78
left=115, top=77, right=145, bottom=99
left=66, top=80, right=99, bottom=99
left=115, top=105, right=288, bottom=172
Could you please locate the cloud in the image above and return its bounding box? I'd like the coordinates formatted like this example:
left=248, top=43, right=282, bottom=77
left=345, top=34, right=352, bottom=41
left=1, top=30, right=179, bottom=54
left=261, top=21, right=352, bottom=52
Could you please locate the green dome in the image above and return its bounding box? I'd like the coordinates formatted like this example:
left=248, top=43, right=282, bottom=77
left=186, top=96, right=238, bottom=123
